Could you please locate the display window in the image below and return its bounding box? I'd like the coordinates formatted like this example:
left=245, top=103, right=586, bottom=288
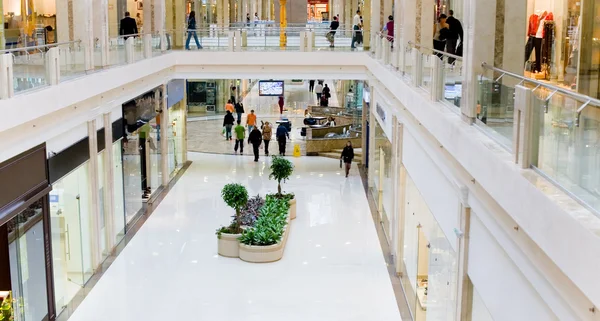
left=368, top=116, right=394, bottom=243
left=122, top=128, right=144, bottom=225
left=168, top=101, right=185, bottom=177
left=49, top=161, right=94, bottom=315
left=2, top=0, right=57, bottom=48
left=7, top=200, right=49, bottom=321
left=112, top=139, right=126, bottom=244
left=400, top=173, right=458, bottom=321
left=307, top=0, right=328, bottom=22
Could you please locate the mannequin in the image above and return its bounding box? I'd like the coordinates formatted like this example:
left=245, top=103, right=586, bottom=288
left=525, top=10, right=547, bottom=73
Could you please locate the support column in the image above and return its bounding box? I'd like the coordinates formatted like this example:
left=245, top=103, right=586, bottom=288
left=461, top=0, right=496, bottom=121
left=500, top=0, right=526, bottom=84
left=279, top=0, right=287, bottom=47
left=230, top=0, right=237, bottom=24
left=93, top=0, right=110, bottom=67
left=370, top=0, right=380, bottom=40
left=87, top=119, right=101, bottom=271
left=455, top=194, right=473, bottom=321
left=363, top=0, right=371, bottom=49
left=0, top=0, right=4, bottom=50
left=73, top=0, right=94, bottom=70
left=103, top=113, right=116, bottom=251
left=390, top=116, right=403, bottom=263
left=56, top=0, right=70, bottom=42
left=154, top=0, right=167, bottom=33
left=159, top=88, right=170, bottom=186
left=400, top=0, right=416, bottom=45
left=182, top=86, right=189, bottom=164
left=175, top=0, right=186, bottom=48
left=420, top=0, right=433, bottom=49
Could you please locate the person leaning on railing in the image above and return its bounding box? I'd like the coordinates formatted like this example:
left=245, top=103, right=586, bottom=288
left=382, top=15, right=394, bottom=48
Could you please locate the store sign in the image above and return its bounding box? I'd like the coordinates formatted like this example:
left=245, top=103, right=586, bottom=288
left=167, top=79, right=185, bottom=109
left=376, top=103, right=386, bottom=123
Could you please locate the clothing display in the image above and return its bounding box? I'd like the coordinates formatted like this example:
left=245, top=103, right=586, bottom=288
left=525, top=11, right=553, bottom=75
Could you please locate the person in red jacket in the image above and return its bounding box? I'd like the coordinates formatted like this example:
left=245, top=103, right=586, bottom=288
left=278, top=96, right=284, bottom=114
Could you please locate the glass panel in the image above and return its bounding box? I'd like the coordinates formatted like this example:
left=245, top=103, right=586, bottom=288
left=123, top=131, right=143, bottom=225
left=401, top=175, right=419, bottom=317
left=12, top=51, right=47, bottom=94
left=113, top=140, right=126, bottom=244
left=475, top=75, right=515, bottom=150
left=49, top=162, right=93, bottom=314
left=421, top=53, right=433, bottom=93
left=403, top=46, right=414, bottom=81
left=133, top=36, right=145, bottom=62
left=443, top=57, right=462, bottom=109
left=97, top=152, right=107, bottom=261
left=532, top=90, right=600, bottom=213
left=108, top=37, right=127, bottom=66
left=58, top=43, right=87, bottom=80
left=7, top=200, right=48, bottom=321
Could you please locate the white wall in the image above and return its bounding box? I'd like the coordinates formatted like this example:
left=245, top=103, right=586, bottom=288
left=402, top=128, right=461, bottom=252
left=468, top=213, right=559, bottom=321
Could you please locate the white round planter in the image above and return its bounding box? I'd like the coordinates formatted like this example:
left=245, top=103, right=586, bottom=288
left=217, top=232, right=242, bottom=258
left=239, top=210, right=291, bottom=263
left=289, top=198, right=297, bottom=220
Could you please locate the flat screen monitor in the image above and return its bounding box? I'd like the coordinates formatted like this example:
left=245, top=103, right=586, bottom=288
left=259, top=80, right=284, bottom=96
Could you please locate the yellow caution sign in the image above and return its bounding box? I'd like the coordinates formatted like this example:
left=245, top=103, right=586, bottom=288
left=293, top=144, right=301, bottom=157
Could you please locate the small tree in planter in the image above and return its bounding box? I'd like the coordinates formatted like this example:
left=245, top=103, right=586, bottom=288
left=269, top=156, right=294, bottom=197
left=220, top=183, right=249, bottom=234
left=269, top=156, right=297, bottom=219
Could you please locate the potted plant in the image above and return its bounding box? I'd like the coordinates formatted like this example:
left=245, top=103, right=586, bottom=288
left=269, top=156, right=296, bottom=219
left=216, top=183, right=249, bottom=257
left=238, top=195, right=291, bottom=262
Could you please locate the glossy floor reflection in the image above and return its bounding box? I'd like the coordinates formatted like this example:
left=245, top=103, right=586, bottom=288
left=66, top=153, right=401, bottom=321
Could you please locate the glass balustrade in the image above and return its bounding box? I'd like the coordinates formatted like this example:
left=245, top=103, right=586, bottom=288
left=475, top=74, right=516, bottom=151
left=11, top=48, right=48, bottom=94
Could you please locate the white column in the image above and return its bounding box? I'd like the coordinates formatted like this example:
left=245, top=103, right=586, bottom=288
left=454, top=191, right=472, bottom=321
left=420, top=0, right=434, bottom=48
left=144, top=0, right=154, bottom=32
left=501, top=0, right=526, bottom=82
left=0, top=54, right=14, bottom=99
left=93, top=0, right=110, bottom=67
left=370, top=0, right=380, bottom=38
left=73, top=0, right=95, bottom=70
left=103, top=113, right=116, bottom=251
left=56, top=0, right=70, bottom=42
left=400, top=0, right=416, bottom=45
left=160, top=88, right=170, bottom=186
left=45, top=47, right=60, bottom=85
left=87, top=119, right=101, bottom=271
left=461, top=0, right=496, bottom=121
left=154, top=0, right=167, bottom=33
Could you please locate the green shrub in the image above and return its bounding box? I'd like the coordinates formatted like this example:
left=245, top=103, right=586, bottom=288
left=269, top=156, right=294, bottom=196
left=220, top=183, right=249, bottom=234
left=239, top=195, right=290, bottom=246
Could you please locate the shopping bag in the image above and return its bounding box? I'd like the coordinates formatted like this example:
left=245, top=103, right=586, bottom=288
left=222, top=127, right=226, bottom=136
left=340, top=159, right=343, bottom=168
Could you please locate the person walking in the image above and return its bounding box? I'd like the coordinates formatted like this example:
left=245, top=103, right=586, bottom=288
left=340, top=141, right=355, bottom=177
left=309, top=80, right=315, bottom=92
left=235, top=101, right=245, bottom=123
left=248, top=127, right=262, bottom=162
left=234, top=120, right=245, bottom=154
left=315, top=82, right=323, bottom=102
left=322, top=84, right=331, bottom=100
left=276, top=122, right=289, bottom=156
left=351, top=9, right=361, bottom=49
left=278, top=96, right=285, bottom=114
left=445, top=10, right=463, bottom=64
left=223, top=111, right=235, bottom=140
left=225, top=99, right=235, bottom=113
left=433, top=14, right=449, bottom=58
left=327, top=16, right=340, bottom=47
left=185, top=11, right=202, bottom=50
left=382, top=15, right=394, bottom=47
left=120, top=12, right=138, bottom=39
left=247, top=109, right=257, bottom=132
left=262, top=121, right=272, bottom=156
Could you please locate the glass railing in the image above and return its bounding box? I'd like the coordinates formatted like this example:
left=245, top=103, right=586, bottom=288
left=476, top=70, right=516, bottom=150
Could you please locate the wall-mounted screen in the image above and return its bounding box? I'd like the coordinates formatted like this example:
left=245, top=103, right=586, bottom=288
left=259, top=80, right=284, bottom=96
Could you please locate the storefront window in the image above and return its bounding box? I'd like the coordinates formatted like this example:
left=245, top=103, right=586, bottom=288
left=168, top=102, right=185, bottom=177
left=2, top=0, right=58, bottom=48
left=369, top=118, right=394, bottom=241
left=123, top=130, right=143, bottom=225
left=401, top=173, right=458, bottom=321
left=8, top=200, right=49, bottom=321
left=49, top=162, right=94, bottom=315
left=112, top=139, right=126, bottom=244
left=98, top=151, right=107, bottom=261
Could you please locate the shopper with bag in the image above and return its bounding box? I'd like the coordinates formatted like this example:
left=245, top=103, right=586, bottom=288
left=340, top=141, right=355, bottom=177
left=223, top=111, right=235, bottom=140
left=234, top=120, right=245, bottom=154
left=262, top=121, right=272, bottom=156
left=327, top=16, right=340, bottom=47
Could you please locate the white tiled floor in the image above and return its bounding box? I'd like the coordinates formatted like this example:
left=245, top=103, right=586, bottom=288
left=66, top=153, right=401, bottom=321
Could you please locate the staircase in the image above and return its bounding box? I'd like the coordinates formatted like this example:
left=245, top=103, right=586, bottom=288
left=318, top=148, right=363, bottom=163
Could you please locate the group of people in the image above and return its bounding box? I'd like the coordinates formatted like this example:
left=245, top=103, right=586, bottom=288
left=433, top=10, right=463, bottom=63
left=325, top=10, right=363, bottom=49
left=223, top=109, right=291, bottom=162
left=309, top=80, right=331, bottom=106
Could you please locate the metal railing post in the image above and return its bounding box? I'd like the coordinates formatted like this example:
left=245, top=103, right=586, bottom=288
left=45, top=47, right=60, bottom=85
left=228, top=31, right=235, bottom=51
left=125, top=37, right=135, bottom=63
left=143, top=34, right=153, bottom=58
left=0, top=54, right=14, bottom=99
left=235, top=30, right=242, bottom=51
left=514, top=85, right=535, bottom=168
left=307, top=30, right=314, bottom=51
left=299, top=31, right=306, bottom=52
left=412, top=48, right=422, bottom=85
left=431, top=55, right=444, bottom=101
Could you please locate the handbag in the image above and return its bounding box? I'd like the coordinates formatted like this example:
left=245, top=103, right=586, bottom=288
left=340, top=159, right=343, bottom=168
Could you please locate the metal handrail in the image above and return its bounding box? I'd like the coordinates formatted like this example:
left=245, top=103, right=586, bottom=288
left=0, top=40, right=82, bottom=54
left=481, top=62, right=600, bottom=114
left=409, top=41, right=462, bottom=61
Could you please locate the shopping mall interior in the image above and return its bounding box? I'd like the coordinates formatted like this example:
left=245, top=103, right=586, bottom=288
left=1, top=0, right=600, bottom=320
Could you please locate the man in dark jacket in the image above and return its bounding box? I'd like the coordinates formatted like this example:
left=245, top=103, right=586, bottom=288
left=248, top=127, right=262, bottom=162
left=276, top=123, right=289, bottom=156
left=340, top=141, right=355, bottom=177
left=445, top=10, right=463, bottom=64
left=234, top=102, right=245, bottom=123
left=120, top=12, right=138, bottom=39
left=327, top=16, right=340, bottom=47
left=223, top=111, right=235, bottom=140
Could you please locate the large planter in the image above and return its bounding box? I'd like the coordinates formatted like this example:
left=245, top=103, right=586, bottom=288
left=289, top=198, right=297, bottom=220
left=239, top=211, right=291, bottom=263
left=217, top=232, right=242, bottom=258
